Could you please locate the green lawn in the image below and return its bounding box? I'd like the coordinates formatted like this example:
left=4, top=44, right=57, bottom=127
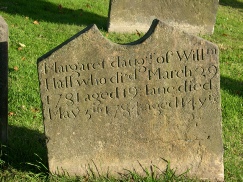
left=0, top=0, right=243, bottom=181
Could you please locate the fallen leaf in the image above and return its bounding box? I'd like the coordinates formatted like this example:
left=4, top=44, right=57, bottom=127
left=14, top=66, right=19, bottom=71
left=19, top=42, right=26, bottom=47
left=136, top=29, right=141, bottom=37
left=18, top=47, right=22, bottom=51
left=218, top=43, right=227, bottom=51
left=8, top=112, right=14, bottom=116
left=31, top=107, right=39, bottom=113
left=33, top=20, right=39, bottom=25
left=21, top=57, right=26, bottom=61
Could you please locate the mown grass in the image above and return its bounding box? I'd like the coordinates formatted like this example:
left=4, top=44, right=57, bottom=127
left=0, top=0, right=243, bottom=181
left=204, top=0, right=243, bottom=180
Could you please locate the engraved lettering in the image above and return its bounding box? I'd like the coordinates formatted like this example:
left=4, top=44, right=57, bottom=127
left=177, top=49, right=205, bottom=62
left=46, top=95, right=50, bottom=104
left=41, top=49, right=218, bottom=121
left=207, top=48, right=217, bottom=55
left=48, top=107, right=80, bottom=120
left=177, top=50, right=193, bottom=61
left=84, top=87, right=119, bottom=103
left=199, top=98, right=207, bottom=109
left=44, top=60, right=105, bottom=75
left=148, top=66, right=192, bottom=80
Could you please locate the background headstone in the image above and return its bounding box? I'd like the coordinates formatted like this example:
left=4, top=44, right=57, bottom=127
left=108, top=0, right=219, bottom=35
left=0, top=16, right=8, bottom=146
left=38, top=20, right=224, bottom=181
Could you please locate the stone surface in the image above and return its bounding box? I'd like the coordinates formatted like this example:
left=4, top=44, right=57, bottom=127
left=38, top=19, right=224, bottom=181
left=0, top=16, right=8, bottom=145
left=108, top=0, right=219, bottom=35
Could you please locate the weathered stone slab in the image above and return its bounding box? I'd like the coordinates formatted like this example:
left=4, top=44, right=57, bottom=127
left=38, top=19, right=224, bottom=181
left=0, top=16, right=8, bottom=146
left=108, top=0, right=219, bottom=35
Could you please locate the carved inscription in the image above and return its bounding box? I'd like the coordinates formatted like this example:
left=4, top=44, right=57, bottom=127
left=40, top=48, right=218, bottom=121
left=38, top=22, right=224, bottom=181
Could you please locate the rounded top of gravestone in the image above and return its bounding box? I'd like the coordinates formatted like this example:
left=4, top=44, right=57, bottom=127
left=108, top=0, right=219, bottom=35
left=38, top=19, right=217, bottom=64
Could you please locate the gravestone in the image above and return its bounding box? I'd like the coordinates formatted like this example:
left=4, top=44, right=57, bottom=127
left=38, top=19, right=224, bottom=181
left=0, top=16, right=8, bottom=146
left=108, top=0, right=219, bottom=35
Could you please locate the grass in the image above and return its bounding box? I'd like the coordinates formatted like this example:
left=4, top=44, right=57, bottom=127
left=0, top=0, right=243, bottom=181
left=203, top=0, right=243, bottom=180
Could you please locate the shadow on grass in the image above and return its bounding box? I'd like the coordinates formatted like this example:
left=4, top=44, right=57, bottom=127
left=220, top=0, right=243, bottom=9
left=221, top=75, right=243, bottom=97
left=5, top=125, right=48, bottom=173
left=0, top=0, right=108, bottom=30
